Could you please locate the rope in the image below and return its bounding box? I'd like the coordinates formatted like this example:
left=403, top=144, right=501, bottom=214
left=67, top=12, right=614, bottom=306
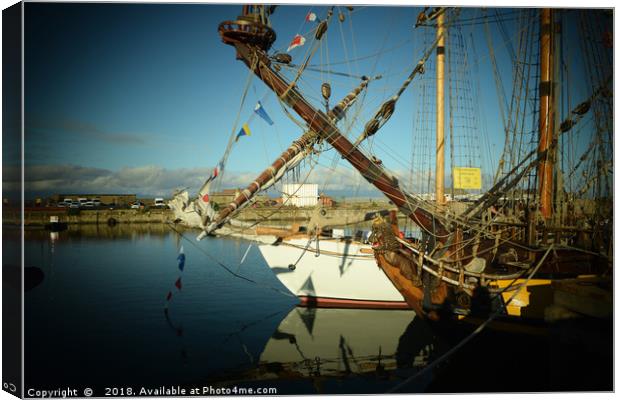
left=308, top=37, right=412, bottom=68
left=387, top=245, right=554, bottom=393
left=215, top=55, right=259, bottom=190
left=281, top=8, right=335, bottom=101
left=166, top=222, right=297, bottom=299
left=282, top=240, right=373, bottom=260
left=289, top=237, right=314, bottom=268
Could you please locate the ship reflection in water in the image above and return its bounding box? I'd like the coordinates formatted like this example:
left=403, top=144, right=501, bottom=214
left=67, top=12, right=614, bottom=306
left=259, top=308, right=433, bottom=387
left=206, top=307, right=440, bottom=394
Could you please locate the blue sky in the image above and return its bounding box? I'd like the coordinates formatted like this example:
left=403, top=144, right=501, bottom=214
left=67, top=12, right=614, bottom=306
left=20, top=3, right=610, bottom=199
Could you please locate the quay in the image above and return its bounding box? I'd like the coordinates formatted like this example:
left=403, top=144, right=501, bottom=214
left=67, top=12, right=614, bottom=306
left=7, top=207, right=172, bottom=226
left=6, top=203, right=396, bottom=227
left=5, top=198, right=603, bottom=228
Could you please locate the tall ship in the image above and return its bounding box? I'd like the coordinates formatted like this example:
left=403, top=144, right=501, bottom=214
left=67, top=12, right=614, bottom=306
left=169, top=6, right=612, bottom=320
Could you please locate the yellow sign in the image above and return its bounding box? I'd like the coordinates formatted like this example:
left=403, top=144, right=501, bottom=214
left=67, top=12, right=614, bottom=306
left=453, top=167, right=482, bottom=189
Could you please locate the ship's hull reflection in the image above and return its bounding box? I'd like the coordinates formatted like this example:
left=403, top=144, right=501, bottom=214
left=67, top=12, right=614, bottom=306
left=256, top=308, right=438, bottom=385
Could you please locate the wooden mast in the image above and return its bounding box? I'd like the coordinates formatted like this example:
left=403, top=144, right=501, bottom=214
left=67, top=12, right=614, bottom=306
left=435, top=12, right=446, bottom=205
left=552, top=14, right=562, bottom=226
left=538, top=8, right=554, bottom=222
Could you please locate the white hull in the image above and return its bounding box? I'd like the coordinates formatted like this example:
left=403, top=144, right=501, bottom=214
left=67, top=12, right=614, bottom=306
left=258, top=238, right=407, bottom=308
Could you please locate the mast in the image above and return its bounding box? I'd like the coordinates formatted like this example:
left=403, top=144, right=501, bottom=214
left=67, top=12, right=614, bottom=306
left=435, top=12, right=446, bottom=205
left=552, top=13, right=562, bottom=225
left=538, top=8, right=554, bottom=222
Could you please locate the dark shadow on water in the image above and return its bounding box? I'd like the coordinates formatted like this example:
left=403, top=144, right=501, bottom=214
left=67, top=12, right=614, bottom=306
left=420, top=315, right=613, bottom=393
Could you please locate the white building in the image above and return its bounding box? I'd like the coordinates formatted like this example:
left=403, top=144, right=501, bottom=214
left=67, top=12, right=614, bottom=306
left=281, top=183, right=318, bottom=207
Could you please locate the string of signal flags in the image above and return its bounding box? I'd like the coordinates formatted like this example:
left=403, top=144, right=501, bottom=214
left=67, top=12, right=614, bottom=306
left=197, top=99, right=274, bottom=196
left=235, top=100, right=274, bottom=142
left=236, top=10, right=343, bottom=142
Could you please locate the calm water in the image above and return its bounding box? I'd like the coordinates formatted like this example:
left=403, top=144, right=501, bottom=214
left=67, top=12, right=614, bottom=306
left=20, top=225, right=612, bottom=395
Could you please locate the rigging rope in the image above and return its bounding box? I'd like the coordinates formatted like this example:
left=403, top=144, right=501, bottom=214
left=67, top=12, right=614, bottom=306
left=166, top=222, right=297, bottom=299
left=213, top=55, right=260, bottom=192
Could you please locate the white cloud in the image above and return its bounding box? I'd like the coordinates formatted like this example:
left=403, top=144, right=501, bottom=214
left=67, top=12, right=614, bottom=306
left=21, top=164, right=206, bottom=197
left=17, top=161, right=379, bottom=198
left=19, top=161, right=469, bottom=199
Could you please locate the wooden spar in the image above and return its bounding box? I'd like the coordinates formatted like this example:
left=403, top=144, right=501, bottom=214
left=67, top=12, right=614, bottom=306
left=538, top=8, right=554, bottom=221
left=206, top=79, right=370, bottom=232
left=218, top=24, right=450, bottom=238
left=207, top=131, right=316, bottom=231
left=435, top=12, right=446, bottom=206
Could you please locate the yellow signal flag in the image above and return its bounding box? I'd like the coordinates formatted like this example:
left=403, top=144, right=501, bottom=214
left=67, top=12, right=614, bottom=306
left=453, top=167, right=482, bottom=189
left=235, top=123, right=252, bottom=142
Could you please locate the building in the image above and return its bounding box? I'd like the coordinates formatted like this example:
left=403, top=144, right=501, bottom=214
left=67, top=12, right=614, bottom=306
left=281, top=183, right=318, bottom=207
left=50, top=194, right=137, bottom=206
left=319, top=193, right=335, bottom=207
